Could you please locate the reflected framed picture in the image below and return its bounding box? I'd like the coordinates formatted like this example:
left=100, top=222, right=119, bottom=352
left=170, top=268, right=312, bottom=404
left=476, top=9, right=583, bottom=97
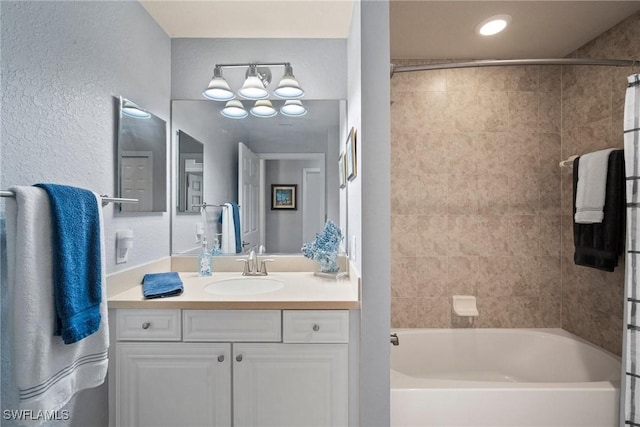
left=346, top=127, right=357, bottom=181
left=339, top=152, right=347, bottom=189
left=271, top=184, right=297, bottom=210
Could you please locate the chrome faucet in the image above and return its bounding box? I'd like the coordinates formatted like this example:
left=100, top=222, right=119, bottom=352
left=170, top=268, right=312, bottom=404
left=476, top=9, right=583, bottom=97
left=237, top=249, right=274, bottom=276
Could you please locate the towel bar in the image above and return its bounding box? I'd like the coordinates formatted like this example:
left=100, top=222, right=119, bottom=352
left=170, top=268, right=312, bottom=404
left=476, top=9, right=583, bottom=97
left=0, top=190, right=138, bottom=207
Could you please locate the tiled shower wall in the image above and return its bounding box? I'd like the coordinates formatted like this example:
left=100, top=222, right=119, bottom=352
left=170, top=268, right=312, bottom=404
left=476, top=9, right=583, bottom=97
left=390, top=64, right=563, bottom=330
left=390, top=12, right=640, bottom=356
left=560, top=12, right=640, bottom=355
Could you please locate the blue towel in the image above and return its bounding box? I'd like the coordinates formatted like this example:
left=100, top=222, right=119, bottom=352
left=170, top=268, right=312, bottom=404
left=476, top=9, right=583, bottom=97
left=34, top=184, right=102, bottom=344
left=230, top=202, right=241, bottom=254
left=142, top=272, right=184, bottom=299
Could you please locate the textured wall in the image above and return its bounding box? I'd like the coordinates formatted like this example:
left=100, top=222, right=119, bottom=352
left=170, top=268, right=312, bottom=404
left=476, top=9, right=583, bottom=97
left=390, top=63, right=563, bottom=330
left=560, top=12, right=640, bottom=356
left=1, top=1, right=172, bottom=274
left=1, top=1, right=171, bottom=425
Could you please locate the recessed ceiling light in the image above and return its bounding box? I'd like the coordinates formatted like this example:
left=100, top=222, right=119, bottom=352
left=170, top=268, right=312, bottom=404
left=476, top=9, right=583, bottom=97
left=476, top=14, right=512, bottom=36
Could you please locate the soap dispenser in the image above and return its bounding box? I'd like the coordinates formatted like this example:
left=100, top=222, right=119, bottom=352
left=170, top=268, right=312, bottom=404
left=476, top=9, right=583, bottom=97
left=198, top=238, right=212, bottom=277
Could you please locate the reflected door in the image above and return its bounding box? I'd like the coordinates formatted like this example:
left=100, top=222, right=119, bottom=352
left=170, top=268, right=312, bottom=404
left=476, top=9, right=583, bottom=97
left=186, top=173, right=202, bottom=212
left=238, top=143, right=260, bottom=252
left=121, top=151, right=153, bottom=211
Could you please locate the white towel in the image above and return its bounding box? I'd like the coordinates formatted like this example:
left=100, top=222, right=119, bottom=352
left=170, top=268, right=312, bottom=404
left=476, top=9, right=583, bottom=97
left=221, top=203, right=236, bottom=254
left=5, top=186, right=108, bottom=415
left=575, top=148, right=616, bottom=224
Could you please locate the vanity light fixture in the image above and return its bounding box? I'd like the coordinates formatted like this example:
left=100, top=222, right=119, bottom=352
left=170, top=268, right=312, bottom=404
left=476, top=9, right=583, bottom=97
left=274, top=64, right=305, bottom=99
left=221, top=100, right=248, bottom=119
left=476, top=14, right=512, bottom=36
left=238, top=65, right=271, bottom=100
left=280, top=100, right=307, bottom=117
left=203, top=67, right=235, bottom=101
left=202, top=62, right=304, bottom=102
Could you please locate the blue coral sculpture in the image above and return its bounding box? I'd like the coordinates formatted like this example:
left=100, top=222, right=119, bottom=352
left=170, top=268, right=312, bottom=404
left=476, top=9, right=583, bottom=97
left=301, top=220, right=343, bottom=273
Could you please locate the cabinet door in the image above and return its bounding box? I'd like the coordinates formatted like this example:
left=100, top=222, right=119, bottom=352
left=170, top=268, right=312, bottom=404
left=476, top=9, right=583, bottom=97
left=117, top=342, right=231, bottom=427
left=233, top=343, right=348, bottom=427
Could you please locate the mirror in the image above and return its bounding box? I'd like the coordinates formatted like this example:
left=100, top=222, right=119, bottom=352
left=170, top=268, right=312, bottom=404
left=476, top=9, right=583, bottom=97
left=176, top=130, right=204, bottom=213
left=116, top=96, right=167, bottom=212
left=171, top=99, right=346, bottom=255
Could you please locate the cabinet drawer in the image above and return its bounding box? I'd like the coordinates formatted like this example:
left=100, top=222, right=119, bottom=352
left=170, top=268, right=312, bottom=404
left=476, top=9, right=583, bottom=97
left=116, top=309, right=181, bottom=341
left=183, top=310, right=281, bottom=342
left=283, top=310, right=349, bottom=343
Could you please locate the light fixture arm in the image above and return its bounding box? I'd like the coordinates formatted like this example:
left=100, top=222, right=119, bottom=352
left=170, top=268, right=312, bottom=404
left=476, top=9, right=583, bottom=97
left=212, top=61, right=291, bottom=70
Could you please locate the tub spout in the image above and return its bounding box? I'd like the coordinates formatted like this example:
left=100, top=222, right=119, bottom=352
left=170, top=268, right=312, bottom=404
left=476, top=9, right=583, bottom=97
left=390, top=333, right=399, bottom=346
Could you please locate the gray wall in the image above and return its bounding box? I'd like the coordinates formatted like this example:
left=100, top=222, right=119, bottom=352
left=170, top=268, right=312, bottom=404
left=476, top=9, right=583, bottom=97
left=264, top=159, right=322, bottom=253
left=1, top=1, right=171, bottom=425
left=351, top=1, right=391, bottom=426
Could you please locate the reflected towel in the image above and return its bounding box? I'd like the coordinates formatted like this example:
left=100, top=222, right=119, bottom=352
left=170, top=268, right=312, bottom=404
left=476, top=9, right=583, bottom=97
left=142, top=272, right=184, bottom=299
left=221, top=202, right=242, bottom=254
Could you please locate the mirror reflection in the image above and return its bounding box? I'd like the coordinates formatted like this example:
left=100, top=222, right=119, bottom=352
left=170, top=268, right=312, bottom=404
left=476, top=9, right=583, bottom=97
left=177, top=130, right=204, bottom=213
left=171, top=99, right=345, bottom=255
left=116, top=97, right=167, bottom=212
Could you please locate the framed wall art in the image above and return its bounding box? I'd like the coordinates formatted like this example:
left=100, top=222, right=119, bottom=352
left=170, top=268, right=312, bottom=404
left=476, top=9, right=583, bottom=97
left=271, top=184, right=297, bottom=210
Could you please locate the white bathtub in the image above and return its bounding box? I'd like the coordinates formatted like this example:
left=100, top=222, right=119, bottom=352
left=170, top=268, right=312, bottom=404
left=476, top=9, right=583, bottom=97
left=390, top=328, right=621, bottom=427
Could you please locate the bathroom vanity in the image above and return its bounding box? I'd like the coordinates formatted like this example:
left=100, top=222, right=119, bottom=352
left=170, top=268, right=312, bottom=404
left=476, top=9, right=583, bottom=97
left=107, top=266, right=359, bottom=427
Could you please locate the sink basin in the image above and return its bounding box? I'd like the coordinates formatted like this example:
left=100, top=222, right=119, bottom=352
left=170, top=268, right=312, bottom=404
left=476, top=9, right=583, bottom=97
left=204, top=277, right=284, bottom=296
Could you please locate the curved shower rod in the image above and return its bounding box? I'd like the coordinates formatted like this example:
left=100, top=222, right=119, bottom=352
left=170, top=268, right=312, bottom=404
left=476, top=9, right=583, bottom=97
left=390, top=58, right=639, bottom=77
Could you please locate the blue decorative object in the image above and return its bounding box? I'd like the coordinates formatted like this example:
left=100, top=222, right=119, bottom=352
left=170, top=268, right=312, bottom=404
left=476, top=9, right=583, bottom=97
left=301, top=220, right=343, bottom=273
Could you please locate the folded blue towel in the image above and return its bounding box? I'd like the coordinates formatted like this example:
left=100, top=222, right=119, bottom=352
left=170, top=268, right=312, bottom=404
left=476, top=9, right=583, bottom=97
left=142, top=272, right=184, bottom=299
left=34, top=183, right=102, bottom=344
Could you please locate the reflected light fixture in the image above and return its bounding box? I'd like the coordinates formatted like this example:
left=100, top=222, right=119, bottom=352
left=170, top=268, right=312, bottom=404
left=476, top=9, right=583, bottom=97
left=202, top=61, right=306, bottom=119
left=476, top=14, right=511, bottom=36
left=250, top=100, right=278, bottom=118
left=221, top=100, right=248, bottom=119
left=121, top=98, right=151, bottom=119
left=280, top=100, right=307, bottom=117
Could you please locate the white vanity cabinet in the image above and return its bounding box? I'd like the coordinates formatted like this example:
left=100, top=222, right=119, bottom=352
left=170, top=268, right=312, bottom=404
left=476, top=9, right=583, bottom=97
left=113, top=308, right=349, bottom=427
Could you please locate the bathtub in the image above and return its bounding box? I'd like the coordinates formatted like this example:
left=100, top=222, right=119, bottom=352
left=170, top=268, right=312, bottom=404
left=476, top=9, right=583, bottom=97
left=390, top=328, right=621, bottom=427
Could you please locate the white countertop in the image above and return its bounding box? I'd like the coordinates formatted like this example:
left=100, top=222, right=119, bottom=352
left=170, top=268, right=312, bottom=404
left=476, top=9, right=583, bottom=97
left=108, top=271, right=360, bottom=310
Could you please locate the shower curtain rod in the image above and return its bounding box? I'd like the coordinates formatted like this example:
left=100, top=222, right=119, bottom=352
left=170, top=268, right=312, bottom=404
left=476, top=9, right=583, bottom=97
left=391, top=58, right=639, bottom=76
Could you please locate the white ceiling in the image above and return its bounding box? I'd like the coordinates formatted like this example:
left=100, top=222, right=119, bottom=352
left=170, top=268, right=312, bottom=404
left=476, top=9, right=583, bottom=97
left=139, top=0, right=354, bottom=38
left=390, top=1, right=640, bottom=59
left=141, top=0, right=640, bottom=59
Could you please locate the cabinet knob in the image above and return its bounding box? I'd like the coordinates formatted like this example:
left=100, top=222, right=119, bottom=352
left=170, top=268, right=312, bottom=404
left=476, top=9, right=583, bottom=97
left=236, top=355, right=243, bottom=362
left=217, top=355, right=225, bottom=363
left=141, top=322, right=151, bottom=330
left=312, top=324, right=320, bottom=332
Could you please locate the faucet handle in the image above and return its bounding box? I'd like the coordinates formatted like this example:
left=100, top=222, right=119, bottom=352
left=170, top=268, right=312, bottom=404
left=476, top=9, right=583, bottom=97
left=236, top=259, right=250, bottom=275
left=258, top=259, right=275, bottom=274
